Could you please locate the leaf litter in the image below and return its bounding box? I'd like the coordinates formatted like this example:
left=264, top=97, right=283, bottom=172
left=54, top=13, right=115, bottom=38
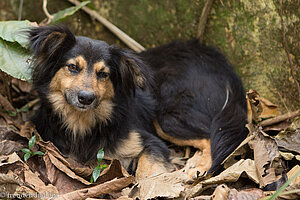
left=0, top=74, right=300, bottom=199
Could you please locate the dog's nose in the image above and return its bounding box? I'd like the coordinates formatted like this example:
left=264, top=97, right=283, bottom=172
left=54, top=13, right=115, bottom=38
left=78, top=91, right=95, bottom=105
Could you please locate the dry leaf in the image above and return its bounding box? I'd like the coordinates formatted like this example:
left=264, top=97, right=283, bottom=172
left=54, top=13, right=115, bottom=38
left=0, top=140, right=23, bottom=156
left=249, top=130, right=285, bottom=188
left=56, top=176, right=134, bottom=200
left=246, top=90, right=281, bottom=124
left=0, top=174, right=21, bottom=196
left=275, top=129, right=300, bottom=154
left=211, top=184, right=229, bottom=200
left=130, top=170, right=189, bottom=199
left=277, top=182, right=300, bottom=200
left=47, top=152, right=91, bottom=185
left=202, top=159, right=259, bottom=185
left=227, top=188, right=265, bottom=200
left=287, top=165, right=300, bottom=185
left=222, top=134, right=255, bottom=169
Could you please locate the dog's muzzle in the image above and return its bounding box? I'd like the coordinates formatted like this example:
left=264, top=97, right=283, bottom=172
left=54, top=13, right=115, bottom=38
left=64, top=89, right=98, bottom=110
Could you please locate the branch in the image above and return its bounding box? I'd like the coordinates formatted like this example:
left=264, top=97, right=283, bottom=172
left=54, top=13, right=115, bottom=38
left=197, top=0, right=214, bottom=43
left=43, top=0, right=53, bottom=24
left=279, top=0, right=300, bottom=102
left=259, top=109, right=300, bottom=127
left=18, top=0, right=24, bottom=20
left=67, top=0, right=145, bottom=53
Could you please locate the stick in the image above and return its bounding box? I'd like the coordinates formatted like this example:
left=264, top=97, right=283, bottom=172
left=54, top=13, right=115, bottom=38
left=67, top=0, right=145, bottom=53
left=259, top=109, right=300, bottom=127
left=197, top=0, right=214, bottom=42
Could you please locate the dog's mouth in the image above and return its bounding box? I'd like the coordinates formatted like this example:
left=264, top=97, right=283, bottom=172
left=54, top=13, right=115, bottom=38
left=64, top=90, right=99, bottom=111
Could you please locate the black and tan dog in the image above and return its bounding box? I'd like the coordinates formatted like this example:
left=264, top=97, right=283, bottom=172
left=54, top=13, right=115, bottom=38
left=28, top=26, right=248, bottom=179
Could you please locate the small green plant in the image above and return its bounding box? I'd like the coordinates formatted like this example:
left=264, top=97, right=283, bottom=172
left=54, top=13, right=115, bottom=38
left=21, top=135, right=45, bottom=162
left=90, top=148, right=108, bottom=183
left=4, top=106, right=29, bottom=117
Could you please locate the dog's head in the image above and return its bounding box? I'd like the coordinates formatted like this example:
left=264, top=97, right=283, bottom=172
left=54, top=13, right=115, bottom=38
left=28, top=26, right=150, bottom=135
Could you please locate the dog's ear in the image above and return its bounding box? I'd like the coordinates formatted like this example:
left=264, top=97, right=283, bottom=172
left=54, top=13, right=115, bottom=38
left=109, top=46, right=151, bottom=96
left=28, top=25, right=76, bottom=59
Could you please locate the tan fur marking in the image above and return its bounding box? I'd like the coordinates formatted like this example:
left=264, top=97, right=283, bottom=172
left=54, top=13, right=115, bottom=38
left=154, top=119, right=212, bottom=177
left=49, top=56, right=114, bottom=138
left=154, top=119, right=211, bottom=151
left=136, top=153, right=170, bottom=181
left=94, top=61, right=110, bottom=73
left=116, top=131, right=144, bottom=158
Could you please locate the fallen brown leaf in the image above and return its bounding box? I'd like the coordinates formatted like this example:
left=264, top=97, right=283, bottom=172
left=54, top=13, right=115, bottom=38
left=249, top=130, right=285, bottom=188
left=130, top=170, right=189, bottom=199
left=211, top=184, right=229, bottom=200
left=277, top=182, right=300, bottom=200
left=227, top=188, right=265, bottom=200
left=0, top=174, right=21, bottom=196
left=56, top=176, right=134, bottom=200
left=287, top=165, right=300, bottom=185
left=275, top=129, right=300, bottom=154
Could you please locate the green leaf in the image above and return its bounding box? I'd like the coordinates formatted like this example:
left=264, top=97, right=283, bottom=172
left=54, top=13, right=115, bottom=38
left=24, top=152, right=31, bottom=162
left=28, top=135, right=36, bottom=150
left=90, top=176, right=94, bottom=183
left=0, top=39, right=32, bottom=81
left=5, top=110, right=17, bottom=117
left=21, top=148, right=31, bottom=154
left=32, top=151, right=45, bottom=156
left=0, top=20, right=32, bottom=48
left=16, top=105, right=29, bottom=113
left=51, top=1, right=90, bottom=24
left=100, top=164, right=108, bottom=170
left=97, top=148, right=104, bottom=163
left=92, top=165, right=101, bottom=183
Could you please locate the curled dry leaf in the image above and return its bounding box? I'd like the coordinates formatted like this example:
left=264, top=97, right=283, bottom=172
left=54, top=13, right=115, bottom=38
left=0, top=152, right=58, bottom=197
left=275, top=129, right=300, bottom=154
left=130, top=170, right=189, bottom=200
left=0, top=174, right=21, bottom=195
left=249, top=130, right=286, bottom=188
left=56, top=176, right=134, bottom=200
left=246, top=90, right=280, bottom=124
left=202, top=159, right=259, bottom=185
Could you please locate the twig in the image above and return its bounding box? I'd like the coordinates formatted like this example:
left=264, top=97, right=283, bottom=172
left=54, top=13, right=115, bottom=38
left=20, top=98, right=40, bottom=111
left=66, top=0, right=145, bottom=53
left=259, top=109, right=300, bottom=127
left=43, top=0, right=54, bottom=24
left=279, top=0, right=300, bottom=102
left=18, top=0, right=24, bottom=20
left=197, top=0, right=214, bottom=42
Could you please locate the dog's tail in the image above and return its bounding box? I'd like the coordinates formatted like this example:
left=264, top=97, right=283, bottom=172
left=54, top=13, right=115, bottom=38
left=208, top=86, right=248, bottom=175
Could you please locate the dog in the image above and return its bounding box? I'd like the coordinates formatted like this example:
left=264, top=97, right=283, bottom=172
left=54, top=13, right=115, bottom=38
left=28, top=25, right=248, bottom=179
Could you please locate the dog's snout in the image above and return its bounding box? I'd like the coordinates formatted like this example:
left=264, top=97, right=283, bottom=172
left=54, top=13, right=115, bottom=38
left=78, top=91, right=95, bottom=105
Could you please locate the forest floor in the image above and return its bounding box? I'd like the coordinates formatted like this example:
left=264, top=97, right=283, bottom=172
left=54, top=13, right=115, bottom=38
left=0, top=72, right=299, bottom=200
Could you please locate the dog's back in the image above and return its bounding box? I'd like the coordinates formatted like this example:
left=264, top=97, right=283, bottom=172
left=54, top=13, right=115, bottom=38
left=140, top=40, right=248, bottom=174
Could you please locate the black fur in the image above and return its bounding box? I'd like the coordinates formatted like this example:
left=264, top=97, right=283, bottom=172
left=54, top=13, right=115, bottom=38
left=28, top=26, right=248, bottom=175
left=140, top=40, right=248, bottom=174
left=28, top=26, right=170, bottom=172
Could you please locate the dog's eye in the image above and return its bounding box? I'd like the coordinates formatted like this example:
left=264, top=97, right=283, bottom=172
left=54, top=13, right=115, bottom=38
left=97, top=71, right=110, bottom=79
left=67, top=64, right=80, bottom=73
